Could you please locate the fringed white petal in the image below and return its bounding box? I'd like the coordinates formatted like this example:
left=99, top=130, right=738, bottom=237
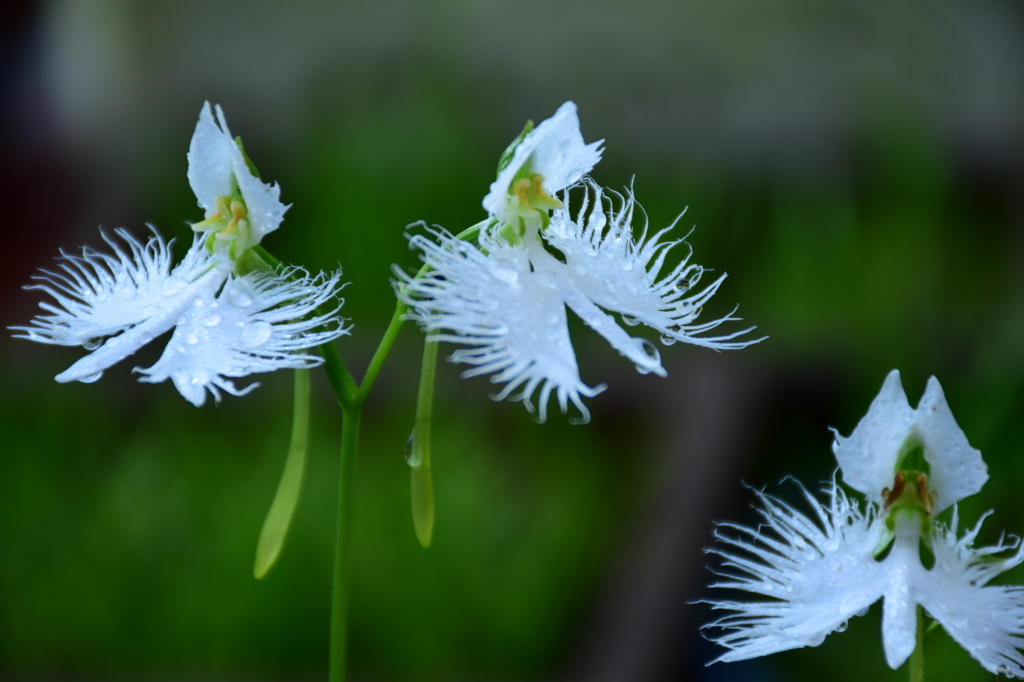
left=544, top=181, right=763, bottom=350
left=918, top=511, right=1024, bottom=677
left=10, top=227, right=196, bottom=347
left=703, top=482, right=887, bottom=663
left=137, top=267, right=347, bottom=407
left=832, top=370, right=987, bottom=514
left=396, top=229, right=603, bottom=423
left=526, top=240, right=666, bottom=377
left=187, top=102, right=289, bottom=243
left=483, top=101, right=603, bottom=221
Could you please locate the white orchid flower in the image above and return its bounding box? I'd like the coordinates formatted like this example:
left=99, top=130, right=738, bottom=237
left=397, top=102, right=760, bottom=423
left=11, top=103, right=346, bottom=406
left=482, top=101, right=603, bottom=230
left=703, top=370, right=1024, bottom=678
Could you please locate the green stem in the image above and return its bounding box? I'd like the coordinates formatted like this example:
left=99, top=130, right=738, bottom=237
left=329, top=405, right=360, bottom=682
left=355, top=300, right=407, bottom=406
left=910, top=605, right=924, bottom=682
left=409, top=337, right=438, bottom=547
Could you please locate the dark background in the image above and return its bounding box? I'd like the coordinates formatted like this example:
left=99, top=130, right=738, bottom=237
left=1, top=0, right=1023, bottom=680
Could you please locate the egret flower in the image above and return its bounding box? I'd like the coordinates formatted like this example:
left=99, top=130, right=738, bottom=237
left=11, top=103, right=346, bottom=406
left=397, top=102, right=761, bottom=423
left=703, top=370, right=1024, bottom=677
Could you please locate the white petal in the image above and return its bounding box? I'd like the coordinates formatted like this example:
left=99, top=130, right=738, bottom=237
left=187, top=103, right=289, bottom=243
left=917, top=511, right=1024, bottom=677
left=832, top=370, right=918, bottom=504
left=526, top=241, right=666, bottom=377
left=832, top=370, right=987, bottom=514
left=215, top=105, right=289, bottom=243
left=880, top=531, right=921, bottom=669
left=187, top=102, right=235, bottom=216
left=483, top=101, right=603, bottom=220
left=396, top=229, right=603, bottom=423
left=703, top=482, right=887, bottom=663
left=916, top=377, right=988, bottom=514
left=544, top=181, right=763, bottom=351
left=137, top=267, right=347, bottom=407
left=54, top=264, right=225, bottom=385
left=11, top=228, right=185, bottom=347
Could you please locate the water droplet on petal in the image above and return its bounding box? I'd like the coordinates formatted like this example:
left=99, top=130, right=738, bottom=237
left=240, top=321, right=273, bottom=348
left=79, top=371, right=103, bottom=384
left=639, top=338, right=660, bottom=363
left=622, top=314, right=640, bottom=327
left=230, top=287, right=253, bottom=308
left=83, top=338, right=103, bottom=351
left=186, top=334, right=198, bottom=345
left=660, top=334, right=677, bottom=346
left=201, top=314, right=222, bottom=327
left=835, top=621, right=848, bottom=633
left=162, top=276, right=187, bottom=296
left=855, top=607, right=869, bottom=617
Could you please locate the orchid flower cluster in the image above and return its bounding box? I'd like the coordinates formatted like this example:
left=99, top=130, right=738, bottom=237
left=11, top=100, right=765, bottom=682
left=704, top=370, right=1024, bottom=678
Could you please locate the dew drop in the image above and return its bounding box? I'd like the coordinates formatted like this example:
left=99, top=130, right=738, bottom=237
left=855, top=607, right=869, bottom=617
left=660, top=334, right=677, bottom=346
left=835, top=621, right=848, bottom=633
left=83, top=337, right=103, bottom=351
left=404, top=434, right=414, bottom=463
left=79, top=371, right=103, bottom=384
left=186, top=334, right=199, bottom=345
left=230, top=287, right=254, bottom=308
left=193, top=297, right=204, bottom=307
left=162, top=275, right=187, bottom=296
left=622, top=314, right=640, bottom=327
left=639, top=338, right=660, bottom=361
left=240, top=321, right=272, bottom=348
left=201, top=314, right=222, bottom=327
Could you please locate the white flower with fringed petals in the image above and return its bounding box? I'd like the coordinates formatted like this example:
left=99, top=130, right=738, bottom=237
left=12, top=103, right=347, bottom=406
left=397, top=101, right=761, bottom=423
left=703, top=370, right=1024, bottom=678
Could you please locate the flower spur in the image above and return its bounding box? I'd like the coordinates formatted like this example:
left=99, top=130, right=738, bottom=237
left=702, top=370, right=1024, bottom=677
left=397, top=101, right=761, bottom=423
left=11, top=102, right=347, bottom=406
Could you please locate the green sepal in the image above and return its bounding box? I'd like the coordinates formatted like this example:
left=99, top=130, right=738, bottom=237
left=233, top=246, right=273, bottom=277
left=254, top=369, right=311, bottom=579
left=496, top=120, right=534, bottom=176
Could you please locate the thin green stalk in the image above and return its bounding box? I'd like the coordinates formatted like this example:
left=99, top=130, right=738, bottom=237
left=355, top=300, right=407, bottom=406
left=910, top=605, right=924, bottom=682
left=329, top=405, right=360, bottom=682
left=409, top=337, right=438, bottom=547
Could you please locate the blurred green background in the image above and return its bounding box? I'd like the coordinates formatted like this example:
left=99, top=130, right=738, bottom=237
left=1, top=0, right=1023, bottom=680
